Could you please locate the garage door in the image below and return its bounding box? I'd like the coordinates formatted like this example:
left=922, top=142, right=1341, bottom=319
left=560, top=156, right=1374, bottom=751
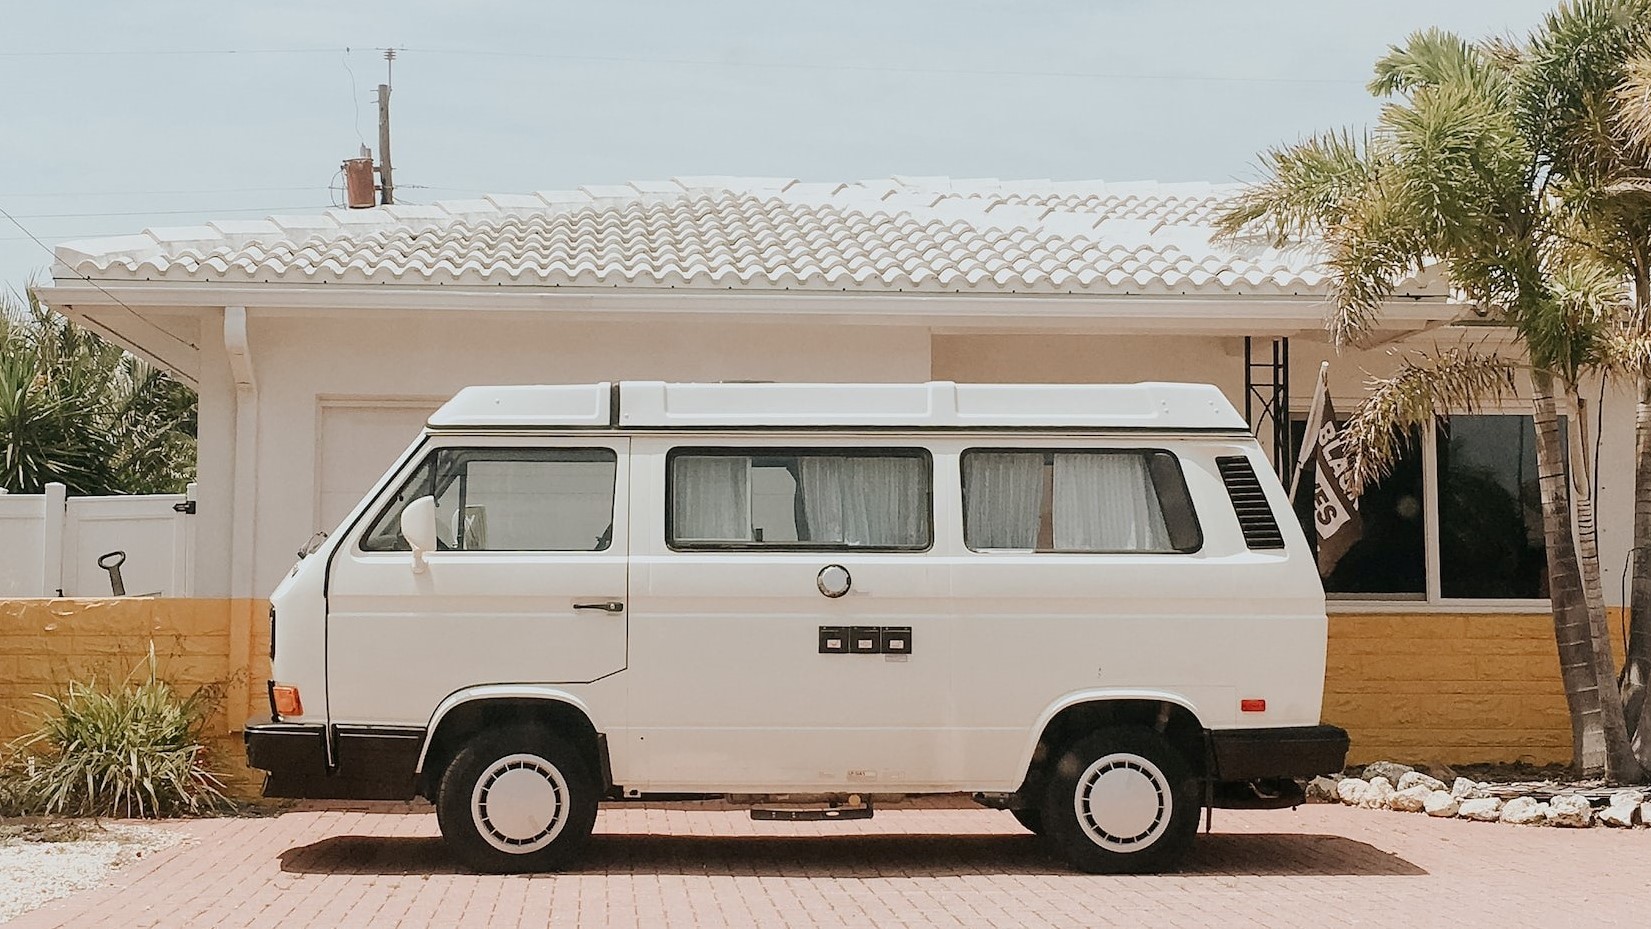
left=317, top=402, right=443, bottom=532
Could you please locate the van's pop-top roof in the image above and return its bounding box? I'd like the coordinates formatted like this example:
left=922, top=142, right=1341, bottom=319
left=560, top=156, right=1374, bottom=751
left=427, top=382, right=1248, bottom=432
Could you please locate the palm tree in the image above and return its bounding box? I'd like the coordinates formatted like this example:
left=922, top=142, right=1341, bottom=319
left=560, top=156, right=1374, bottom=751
left=1216, top=23, right=1641, bottom=779
left=0, top=288, right=196, bottom=495
left=1528, top=0, right=1651, bottom=769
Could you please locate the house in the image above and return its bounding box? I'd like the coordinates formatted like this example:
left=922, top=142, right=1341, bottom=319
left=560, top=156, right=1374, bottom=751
left=28, top=175, right=1634, bottom=766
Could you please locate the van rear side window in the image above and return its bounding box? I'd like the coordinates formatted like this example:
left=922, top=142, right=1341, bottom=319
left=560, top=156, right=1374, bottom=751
left=667, top=448, right=931, bottom=551
left=961, top=449, right=1201, bottom=553
left=360, top=448, right=617, bottom=552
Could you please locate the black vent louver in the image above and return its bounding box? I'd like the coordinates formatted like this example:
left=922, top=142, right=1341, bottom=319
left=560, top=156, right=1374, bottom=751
left=1216, top=456, right=1286, bottom=550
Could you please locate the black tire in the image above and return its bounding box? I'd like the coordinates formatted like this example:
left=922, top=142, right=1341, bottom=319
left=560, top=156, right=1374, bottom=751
left=1040, top=726, right=1200, bottom=874
left=435, top=725, right=599, bottom=873
left=1011, top=808, right=1044, bottom=835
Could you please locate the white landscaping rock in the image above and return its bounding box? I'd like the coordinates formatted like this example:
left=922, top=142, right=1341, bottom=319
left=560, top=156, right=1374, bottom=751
left=1363, top=761, right=1414, bottom=784
left=1546, top=794, right=1593, bottom=828
left=1387, top=784, right=1432, bottom=813
left=1499, top=797, right=1548, bottom=825
left=1599, top=800, right=1639, bottom=828
left=1458, top=797, right=1503, bottom=821
left=1359, top=776, right=1396, bottom=809
left=1611, top=788, right=1646, bottom=807
left=1306, top=776, right=1340, bottom=803
left=1640, top=801, right=1651, bottom=827
left=1338, top=777, right=1371, bottom=806
left=0, top=824, right=180, bottom=925
left=1450, top=777, right=1482, bottom=800
left=1424, top=790, right=1460, bottom=817
left=1599, top=789, right=1645, bottom=828
left=1397, top=771, right=1446, bottom=793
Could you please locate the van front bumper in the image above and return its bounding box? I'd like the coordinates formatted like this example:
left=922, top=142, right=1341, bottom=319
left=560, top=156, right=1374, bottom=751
left=1208, top=724, right=1349, bottom=781
left=244, top=720, right=423, bottom=800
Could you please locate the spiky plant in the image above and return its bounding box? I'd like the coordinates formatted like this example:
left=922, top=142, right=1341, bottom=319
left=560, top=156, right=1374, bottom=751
left=0, top=288, right=195, bottom=495
left=2, top=646, right=229, bottom=818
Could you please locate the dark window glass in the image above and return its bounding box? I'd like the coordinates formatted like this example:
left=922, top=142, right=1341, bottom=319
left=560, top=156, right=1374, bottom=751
left=360, top=448, right=617, bottom=552
left=667, top=448, right=931, bottom=551
left=1437, top=415, right=1551, bottom=599
left=961, top=449, right=1202, bottom=553
left=1291, top=421, right=1425, bottom=597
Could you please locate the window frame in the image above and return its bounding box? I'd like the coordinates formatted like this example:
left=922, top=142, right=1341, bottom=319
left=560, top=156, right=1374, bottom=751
left=664, top=445, right=935, bottom=553
left=958, top=446, right=1204, bottom=555
left=356, top=445, right=620, bottom=554
left=1290, top=403, right=1556, bottom=613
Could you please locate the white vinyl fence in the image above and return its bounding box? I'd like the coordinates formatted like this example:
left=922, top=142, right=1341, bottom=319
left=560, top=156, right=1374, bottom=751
left=0, top=482, right=196, bottom=598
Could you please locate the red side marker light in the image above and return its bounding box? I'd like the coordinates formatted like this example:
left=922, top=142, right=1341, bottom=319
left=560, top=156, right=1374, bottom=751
left=1240, top=698, right=1266, bottom=713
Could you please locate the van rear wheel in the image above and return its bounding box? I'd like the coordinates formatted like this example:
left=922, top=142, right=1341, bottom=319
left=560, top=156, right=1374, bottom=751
left=435, top=726, right=598, bottom=873
left=1040, top=726, right=1199, bottom=874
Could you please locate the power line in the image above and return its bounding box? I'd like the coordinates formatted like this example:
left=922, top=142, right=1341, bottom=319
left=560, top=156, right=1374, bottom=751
left=407, top=46, right=1367, bottom=86
left=0, top=186, right=324, bottom=198
left=0, top=201, right=198, bottom=352
left=0, top=43, right=1366, bottom=85
left=0, top=48, right=342, bottom=57
left=8, top=204, right=333, bottom=220
left=342, top=47, right=368, bottom=149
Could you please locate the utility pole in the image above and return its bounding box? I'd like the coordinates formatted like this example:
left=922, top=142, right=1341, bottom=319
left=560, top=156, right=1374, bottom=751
left=377, top=49, right=396, bottom=205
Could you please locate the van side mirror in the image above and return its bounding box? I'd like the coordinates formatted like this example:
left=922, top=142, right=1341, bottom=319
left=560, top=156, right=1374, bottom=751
left=401, top=496, right=438, bottom=573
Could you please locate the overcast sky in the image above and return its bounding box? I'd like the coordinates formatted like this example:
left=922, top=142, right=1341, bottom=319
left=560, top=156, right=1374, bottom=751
left=0, top=0, right=1559, bottom=292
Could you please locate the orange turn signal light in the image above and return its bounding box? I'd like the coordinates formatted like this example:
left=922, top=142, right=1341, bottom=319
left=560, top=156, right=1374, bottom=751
left=271, top=684, right=303, bottom=718
left=1240, top=698, right=1266, bottom=713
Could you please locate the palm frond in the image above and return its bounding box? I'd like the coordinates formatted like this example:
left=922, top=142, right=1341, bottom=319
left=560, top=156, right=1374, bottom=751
left=1213, top=129, right=1374, bottom=246
left=1616, top=53, right=1651, bottom=154
left=1602, top=330, right=1651, bottom=377
left=1369, top=28, right=1498, bottom=98
left=1339, top=347, right=1521, bottom=492
left=0, top=288, right=196, bottom=494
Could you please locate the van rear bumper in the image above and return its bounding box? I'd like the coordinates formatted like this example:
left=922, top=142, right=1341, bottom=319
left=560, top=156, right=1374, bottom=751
left=244, top=720, right=423, bottom=800
left=1208, top=724, right=1349, bottom=780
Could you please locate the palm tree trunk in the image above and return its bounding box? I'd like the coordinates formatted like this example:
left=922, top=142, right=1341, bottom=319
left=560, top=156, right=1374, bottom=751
left=1534, top=372, right=1614, bottom=775
left=1632, top=379, right=1651, bottom=770
left=1561, top=381, right=1638, bottom=781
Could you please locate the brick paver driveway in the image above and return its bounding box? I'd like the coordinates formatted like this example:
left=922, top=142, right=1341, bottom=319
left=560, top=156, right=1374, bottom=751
left=5, top=801, right=1647, bottom=928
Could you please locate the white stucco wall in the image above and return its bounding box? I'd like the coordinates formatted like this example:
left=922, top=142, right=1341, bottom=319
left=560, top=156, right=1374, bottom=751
left=222, top=313, right=933, bottom=595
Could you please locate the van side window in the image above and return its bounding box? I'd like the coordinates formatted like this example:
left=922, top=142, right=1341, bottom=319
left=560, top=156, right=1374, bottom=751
left=668, top=448, right=931, bottom=551
left=961, top=449, right=1201, bottom=553
left=360, top=448, right=618, bottom=552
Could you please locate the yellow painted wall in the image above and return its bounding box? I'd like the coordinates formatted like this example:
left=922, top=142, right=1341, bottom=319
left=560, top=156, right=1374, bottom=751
left=0, top=598, right=271, bottom=794
left=0, top=600, right=1595, bottom=776
left=1326, top=612, right=1573, bottom=766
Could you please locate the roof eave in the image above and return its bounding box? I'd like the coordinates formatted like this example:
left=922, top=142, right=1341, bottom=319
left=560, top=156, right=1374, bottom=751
left=38, top=277, right=1458, bottom=335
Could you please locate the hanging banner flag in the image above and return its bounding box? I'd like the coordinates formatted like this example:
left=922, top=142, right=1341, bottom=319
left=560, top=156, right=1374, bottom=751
left=1292, top=363, right=1363, bottom=577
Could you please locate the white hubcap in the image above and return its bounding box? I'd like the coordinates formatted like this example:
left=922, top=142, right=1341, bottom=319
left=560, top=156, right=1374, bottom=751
left=1074, top=752, right=1172, bottom=851
left=471, top=753, right=569, bottom=854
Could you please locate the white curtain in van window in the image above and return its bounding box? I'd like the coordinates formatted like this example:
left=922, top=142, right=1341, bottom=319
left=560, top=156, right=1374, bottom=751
left=798, top=456, right=925, bottom=547
left=1052, top=453, right=1169, bottom=551
left=963, top=453, right=1045, bottom=549
left=672, top=456, right=752, bottom=541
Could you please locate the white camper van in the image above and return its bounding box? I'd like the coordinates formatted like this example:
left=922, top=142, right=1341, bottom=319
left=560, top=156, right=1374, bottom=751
left=246, top=381, right=1346, bottom=874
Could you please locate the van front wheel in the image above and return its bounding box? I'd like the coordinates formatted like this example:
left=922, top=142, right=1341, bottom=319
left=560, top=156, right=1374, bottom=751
left=1041, top=726, right=1199, bottom=873
left=435, top=726, right=598, bottom=873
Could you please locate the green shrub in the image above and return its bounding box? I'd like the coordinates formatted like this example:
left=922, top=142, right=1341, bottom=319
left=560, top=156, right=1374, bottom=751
left=2, top=647, right=228, bottom=818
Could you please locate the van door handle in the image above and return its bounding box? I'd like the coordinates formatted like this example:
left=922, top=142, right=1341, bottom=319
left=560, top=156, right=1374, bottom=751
left=572, top=600, right=625, bottom=613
